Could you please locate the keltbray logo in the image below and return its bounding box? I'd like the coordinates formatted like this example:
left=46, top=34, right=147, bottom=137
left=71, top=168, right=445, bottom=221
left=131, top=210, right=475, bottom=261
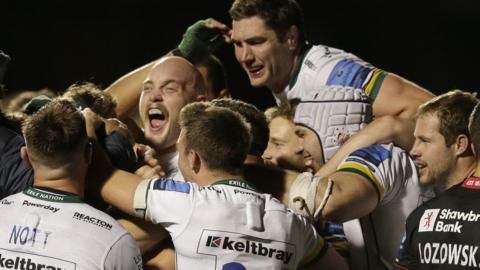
left=203, top=234, right=294, bottom=265
left=206, top=236, right=222, bottom=248
left=0, top=248, right=75, bottom=270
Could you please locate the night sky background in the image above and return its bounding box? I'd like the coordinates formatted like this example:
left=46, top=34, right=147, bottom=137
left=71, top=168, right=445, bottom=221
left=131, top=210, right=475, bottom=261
left=2, top=0, right=479, bottom=110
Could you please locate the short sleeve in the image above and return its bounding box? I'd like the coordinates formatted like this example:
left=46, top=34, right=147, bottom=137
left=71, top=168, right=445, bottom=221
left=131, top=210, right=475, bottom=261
left=145, top=179, right=195, bottom=237
left=104, top=233, right=143, bottom=270
left=337, top=144, right=413, bottom=205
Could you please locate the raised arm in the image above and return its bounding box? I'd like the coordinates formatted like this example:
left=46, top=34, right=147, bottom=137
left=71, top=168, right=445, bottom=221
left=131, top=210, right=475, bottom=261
left=373, top=73, right=433, bottom=119
left=105, top=59, right=158, bottom=120
left=315, top=115, right=415, bottom=178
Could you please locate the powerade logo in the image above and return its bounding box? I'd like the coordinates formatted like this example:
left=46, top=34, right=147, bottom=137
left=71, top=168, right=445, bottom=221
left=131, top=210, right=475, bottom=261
left=0, top=248, right=75, bottom=269
left=202, top=232, right=295, bottom=265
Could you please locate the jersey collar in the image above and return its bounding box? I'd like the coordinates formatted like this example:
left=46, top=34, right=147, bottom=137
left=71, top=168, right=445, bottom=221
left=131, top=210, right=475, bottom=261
left=461, top=176, right=480, bottom=190
left=211, top=179, right=258, bottom=192
left=23, top=187, right=83, bottom=203
left=288, top=42, right=313, bottom=89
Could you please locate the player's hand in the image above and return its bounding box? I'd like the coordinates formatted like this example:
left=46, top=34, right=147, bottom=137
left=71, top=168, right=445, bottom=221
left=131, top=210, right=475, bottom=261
left=176, top=18, right=231, bottom=63
left=203, top=18, right=232, bottom=43
left=134, top=144, right=165, bottom=178
left=104, top=118, right=135, bottom=145
left=82, top=108, right=105, bottom=141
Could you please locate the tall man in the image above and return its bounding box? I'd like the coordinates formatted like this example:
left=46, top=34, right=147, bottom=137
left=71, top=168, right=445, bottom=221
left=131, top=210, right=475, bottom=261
left=0, top=99, right=142, bottom=269
left=178, top=0, right=433, bottom=161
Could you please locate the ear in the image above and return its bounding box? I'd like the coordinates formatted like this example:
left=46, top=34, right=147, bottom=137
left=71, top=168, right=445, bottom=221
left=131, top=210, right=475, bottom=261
left=455, top=134, right=471, bottom=156
left=187, top=149, right=202, bottom=174
left=20, top=146, right=33, bottom=168
left=286, top=25, right=300, bottom=51
left=219, top=89, right=232, bottom=99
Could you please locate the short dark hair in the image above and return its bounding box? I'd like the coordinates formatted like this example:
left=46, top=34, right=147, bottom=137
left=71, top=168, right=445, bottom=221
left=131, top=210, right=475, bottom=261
left=417, top=90, right=478, bottom=146
left=63, top=82, right=117, bottom=118
left=197, top=55, right=228, bottom=99
left=22, top=98, right=87, bottom=167
left=180, top=102, right=251, bottom=174
left=229, top=0, right=306, bottom=43
left=211, top=98, right=268, bottom=156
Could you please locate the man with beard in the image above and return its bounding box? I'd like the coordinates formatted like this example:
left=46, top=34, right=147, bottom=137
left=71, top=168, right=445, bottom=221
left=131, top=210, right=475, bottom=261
left=394, top=90, right=478, bottom=269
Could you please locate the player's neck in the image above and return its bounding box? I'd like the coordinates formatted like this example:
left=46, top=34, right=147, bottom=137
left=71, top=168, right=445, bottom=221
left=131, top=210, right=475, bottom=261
left=444, top=157, right=476, bottom=190
left=33, top=178, right=84, bottom=198
left=470, top=159, right=480, bottom=179
left=195, top=169, right=245, bottom=187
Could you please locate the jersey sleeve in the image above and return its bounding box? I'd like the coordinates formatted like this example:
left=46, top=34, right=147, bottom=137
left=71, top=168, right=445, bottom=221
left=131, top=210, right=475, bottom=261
left=145, top=179, right=195, bottom=236
left=296, top=214, right=329, bottom=267
left=103, top=233, right=143, bottom=270
left=319, top=48, right=387, bottom=101
left=337, top=143, right=414, bottom=205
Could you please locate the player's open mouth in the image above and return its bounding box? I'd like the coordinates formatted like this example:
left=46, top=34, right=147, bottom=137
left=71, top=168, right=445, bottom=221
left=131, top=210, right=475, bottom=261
left=415, top=162, right=427, bottom=174
left=148, top=108, right=167, bottom=131
left=248, top=66, right=264, bottom=78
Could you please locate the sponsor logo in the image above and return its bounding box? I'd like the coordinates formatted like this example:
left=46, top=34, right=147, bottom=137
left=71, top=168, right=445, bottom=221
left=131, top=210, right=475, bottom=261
left=418, top=242, right=479, bottom=267
left=73, top=212, right=112, bottom=230
left=201, top=232, right=295, bottom=265
left=462, top=179, right=480, bottom=190
left=305, top=60, right=316, bottom=70
left=9, top=225, right=52, bottom=249
left=233, top=189, right=263, bottom=200
left=25, top=189, right=66, bottom=202
left=0, top=248, right=75, bottom=269
left=22, top=200, right=59, bottom=213
left=418, top=209, right=480, bottom=234
left=419, top=209, right=440, bottom=232
left=1, top=200, right=13, bottom=205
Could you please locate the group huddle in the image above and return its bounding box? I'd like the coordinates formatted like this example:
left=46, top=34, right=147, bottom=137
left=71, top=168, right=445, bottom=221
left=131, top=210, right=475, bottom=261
left=0, top=0, right=479, bottom=269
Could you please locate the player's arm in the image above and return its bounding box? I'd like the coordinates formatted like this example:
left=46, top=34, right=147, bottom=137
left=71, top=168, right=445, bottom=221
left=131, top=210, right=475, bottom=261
left=105, top=59, right=158, bottom=121
left=117, top=216, right=170, bottom=254
left=314, top=171, right=378, bottom=223
left=373, top=73, right=434, bottom=120
left=315, top=115, right=415, bottom=178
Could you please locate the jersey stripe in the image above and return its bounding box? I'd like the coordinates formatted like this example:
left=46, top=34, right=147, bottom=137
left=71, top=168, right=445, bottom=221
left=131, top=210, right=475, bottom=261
left=363, top=69, right=387, bottom=100
left=152, top=179, right=190, bottom=194
left=338, top=162, right=385, bottom=202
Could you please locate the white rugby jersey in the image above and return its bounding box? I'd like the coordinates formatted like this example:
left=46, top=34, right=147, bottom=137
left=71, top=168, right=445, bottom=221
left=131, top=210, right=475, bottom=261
left=0, top=187, right=142, bottom=270
left=142, top=178, right=327, bottom=270
left=275, top=44, right=387, bottom=161
left=337, top=143, right=434, bottom=269
left=274, top=44, right=386, bottom=105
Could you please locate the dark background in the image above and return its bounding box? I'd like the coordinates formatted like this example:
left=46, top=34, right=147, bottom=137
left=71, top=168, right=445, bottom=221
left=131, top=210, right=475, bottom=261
left=2, top=0, right=479, bottom=110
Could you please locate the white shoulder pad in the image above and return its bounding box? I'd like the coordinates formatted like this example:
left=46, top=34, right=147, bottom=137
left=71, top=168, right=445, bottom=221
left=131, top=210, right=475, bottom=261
left=294, top=85, right=372, bottom=161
